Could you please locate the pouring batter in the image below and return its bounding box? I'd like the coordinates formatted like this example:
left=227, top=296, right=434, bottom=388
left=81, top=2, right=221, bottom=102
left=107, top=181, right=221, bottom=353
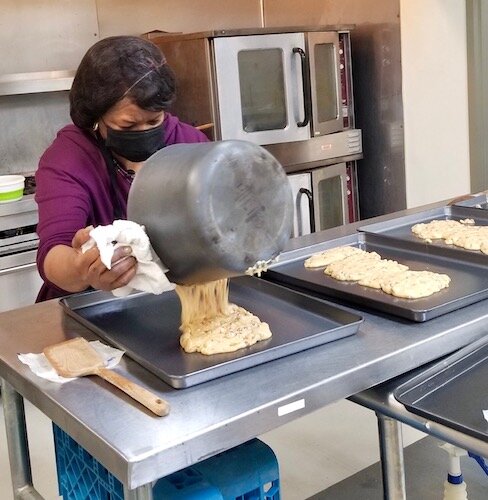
left=176, top=279, right=272, bottom=355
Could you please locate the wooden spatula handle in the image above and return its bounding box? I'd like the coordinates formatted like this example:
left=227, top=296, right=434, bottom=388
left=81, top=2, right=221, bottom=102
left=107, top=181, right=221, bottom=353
left=96, top=368, right=170, bottom=416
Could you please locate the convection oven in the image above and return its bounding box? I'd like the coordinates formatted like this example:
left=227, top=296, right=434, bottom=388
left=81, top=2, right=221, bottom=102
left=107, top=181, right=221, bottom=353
left=0, top=187, right=42, bottom=312
left=151, top=26, right=357, bottom=146
left=150, top=26, right=363, bottom=231
left=212, top=30, right=345, bottom=144
left=288, top=162, right=358, bottom=238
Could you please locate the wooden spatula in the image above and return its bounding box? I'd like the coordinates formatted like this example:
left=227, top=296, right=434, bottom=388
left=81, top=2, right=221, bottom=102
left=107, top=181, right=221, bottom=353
left=43, top=338, right=169, bottom=416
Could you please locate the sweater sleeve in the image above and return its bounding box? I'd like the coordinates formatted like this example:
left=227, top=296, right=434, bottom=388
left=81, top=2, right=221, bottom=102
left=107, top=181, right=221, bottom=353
left=35, top=128, right=107, bottom=284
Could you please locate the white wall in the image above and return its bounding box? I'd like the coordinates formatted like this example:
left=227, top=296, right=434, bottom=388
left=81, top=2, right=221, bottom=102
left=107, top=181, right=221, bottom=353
left=400, top=0, right=470, bottom=208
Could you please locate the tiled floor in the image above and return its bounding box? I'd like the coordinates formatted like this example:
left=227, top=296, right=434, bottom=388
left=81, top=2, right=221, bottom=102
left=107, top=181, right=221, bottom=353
left=310, top=435, right=488, bottom=500
left=261, top=399, right=425, bottom=499
left=0, top=396, right=426, bottom=500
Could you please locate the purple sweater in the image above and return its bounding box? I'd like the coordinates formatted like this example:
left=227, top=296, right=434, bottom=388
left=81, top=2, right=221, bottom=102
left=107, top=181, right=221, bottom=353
left=35, top=113, right=208, bottom=302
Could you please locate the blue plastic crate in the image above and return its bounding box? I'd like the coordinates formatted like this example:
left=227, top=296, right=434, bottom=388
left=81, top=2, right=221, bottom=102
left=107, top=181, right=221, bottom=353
left=53, top=423, right=124, bottom=499
left=53, top=423, right=280, bottom=500
left=153, top=439, right=280, bottom=500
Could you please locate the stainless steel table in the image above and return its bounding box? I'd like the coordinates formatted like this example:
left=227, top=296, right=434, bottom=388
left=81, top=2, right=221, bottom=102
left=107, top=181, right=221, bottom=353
left=2, top=203, right=488, bottom=499
left=350, top=364, right=488, bottom=500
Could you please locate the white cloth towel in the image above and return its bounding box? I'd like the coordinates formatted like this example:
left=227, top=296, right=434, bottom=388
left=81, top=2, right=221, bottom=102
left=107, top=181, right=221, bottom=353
left=81, top=220, right=174, bottom=297
left=18, top=341, right=124, bottom=384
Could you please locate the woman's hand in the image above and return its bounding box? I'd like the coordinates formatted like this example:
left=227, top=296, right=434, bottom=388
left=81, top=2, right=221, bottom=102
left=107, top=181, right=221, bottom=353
left=71, top=227, right=138, bottom=292
left=43, top=227, right=137, bottom=293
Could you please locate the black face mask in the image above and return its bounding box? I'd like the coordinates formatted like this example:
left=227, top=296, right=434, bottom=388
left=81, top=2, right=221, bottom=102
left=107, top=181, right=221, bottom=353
left=105, top=124, right=165, bottom=162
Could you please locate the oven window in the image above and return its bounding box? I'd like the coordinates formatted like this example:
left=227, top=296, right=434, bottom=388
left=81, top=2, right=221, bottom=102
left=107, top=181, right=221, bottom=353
left=237, top=49, right=287, bottom=132
left=317, top=175, right=344, bottom=229
left=314, top=43, right=338, bottom=123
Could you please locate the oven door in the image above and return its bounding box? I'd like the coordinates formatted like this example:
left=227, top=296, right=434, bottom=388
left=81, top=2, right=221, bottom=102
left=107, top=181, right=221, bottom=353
left=311, top=163, right=349, bottom=231
left=213, top=33, right=310, bottom=145
left=0, top=248, right=42, bottom=312
left=306, top=31, right=343, bottom=137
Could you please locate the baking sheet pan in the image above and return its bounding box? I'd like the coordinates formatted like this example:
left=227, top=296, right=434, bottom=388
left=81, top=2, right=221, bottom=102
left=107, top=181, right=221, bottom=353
left=358, top=205, right=488, bottom=257
left=394, top=335, right=488, bottom=442
left=454, top=193, right=488, bottom=210
left=60, top=276, right=362, bottom=389
left=264, top=232, right=488, bottom=322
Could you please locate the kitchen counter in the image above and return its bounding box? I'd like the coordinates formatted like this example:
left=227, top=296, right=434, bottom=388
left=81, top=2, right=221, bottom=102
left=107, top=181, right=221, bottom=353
left=1, top=200, right=488, bottom=494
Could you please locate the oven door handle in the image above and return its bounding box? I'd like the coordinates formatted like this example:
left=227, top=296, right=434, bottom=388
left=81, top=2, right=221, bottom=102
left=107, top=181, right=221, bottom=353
left=298, top=187, right=316, bottom=233
left=293, top=47, right=312, bottom=128
left=0, top=261, right=37, bottom=276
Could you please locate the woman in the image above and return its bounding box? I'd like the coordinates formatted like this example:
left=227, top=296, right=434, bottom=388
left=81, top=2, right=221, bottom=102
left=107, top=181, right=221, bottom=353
left=35, top=36, right=208, bottom=302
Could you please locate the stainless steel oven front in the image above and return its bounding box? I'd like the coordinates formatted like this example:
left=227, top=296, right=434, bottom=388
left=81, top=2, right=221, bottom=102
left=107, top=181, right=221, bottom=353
left=0, top=247, right=41, bottom=312
left=212, top=30, right=345, bottom=145
left=151, top=27, right=352, bottom=145
left=311, top=162, right=350, bottom=231
left=288, top=162, right=351, bottom=238
left=0, top=195, right=42, bottom=312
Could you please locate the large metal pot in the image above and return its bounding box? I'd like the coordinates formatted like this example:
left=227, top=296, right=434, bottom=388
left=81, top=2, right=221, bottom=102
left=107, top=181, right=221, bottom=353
left=127, top=140, right=293, bottom=284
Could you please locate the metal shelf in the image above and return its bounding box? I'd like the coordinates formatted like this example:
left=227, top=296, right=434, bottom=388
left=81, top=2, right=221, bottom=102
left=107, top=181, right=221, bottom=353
left=0, top=70, right=75, bottom=96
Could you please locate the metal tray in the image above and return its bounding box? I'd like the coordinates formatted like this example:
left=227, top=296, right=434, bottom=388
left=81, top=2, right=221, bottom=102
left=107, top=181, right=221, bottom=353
left=394, top=335, right=488, bottom=442
left=454, top=193, right=488, bottom=210
left=358, top=205, right=488, bottom=257
left=264, top=232, right=488, bottom=322
left=60, top=276, right=362, bottom=389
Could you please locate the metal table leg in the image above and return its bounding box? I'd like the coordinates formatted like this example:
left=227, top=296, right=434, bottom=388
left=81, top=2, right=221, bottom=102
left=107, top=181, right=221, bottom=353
left=377, top=412, right=407, bottom=500
left=123, top=483, right=154, bottom=499
left=1, top=378, right=43, bottom=499
left=2, top=378, right=154, bottom=500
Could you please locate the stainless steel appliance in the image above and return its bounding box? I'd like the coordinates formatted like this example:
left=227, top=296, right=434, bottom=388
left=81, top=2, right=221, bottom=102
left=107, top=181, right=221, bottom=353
left=212, top=30, right=345, bottom=144
left=150, top=26, right=362, bottom=231
left=288, top=162, right=354, bottom=237
left=0, top=194, right=42, bottom=312
left=151, top=26, right=357, bottom=144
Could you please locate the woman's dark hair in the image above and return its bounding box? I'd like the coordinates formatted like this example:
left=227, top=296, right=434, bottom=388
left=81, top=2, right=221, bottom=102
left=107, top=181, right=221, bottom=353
left=70, top=36, right=176, bottom=130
